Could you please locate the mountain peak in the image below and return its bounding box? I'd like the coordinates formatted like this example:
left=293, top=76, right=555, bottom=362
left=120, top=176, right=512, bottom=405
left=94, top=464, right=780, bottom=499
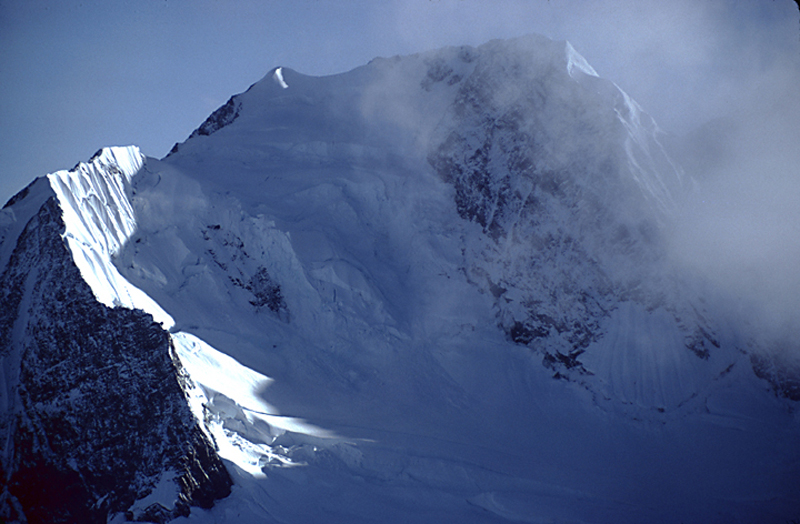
left=169, top=33, right=681, bottom=217
left=3, top=34, right=799, bottom=523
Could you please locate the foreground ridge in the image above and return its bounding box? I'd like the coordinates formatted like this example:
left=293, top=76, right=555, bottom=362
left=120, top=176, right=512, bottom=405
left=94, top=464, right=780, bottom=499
left=0, top=150, right=231, bottom=523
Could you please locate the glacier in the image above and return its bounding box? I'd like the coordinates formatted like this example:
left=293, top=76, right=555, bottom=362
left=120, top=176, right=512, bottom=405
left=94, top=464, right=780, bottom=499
left=2, top=34, right=799, bottom=523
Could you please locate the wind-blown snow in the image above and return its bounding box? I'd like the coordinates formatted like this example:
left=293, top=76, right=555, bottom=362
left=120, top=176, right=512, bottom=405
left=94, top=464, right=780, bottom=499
left=566, top=41, right=598, bottom=79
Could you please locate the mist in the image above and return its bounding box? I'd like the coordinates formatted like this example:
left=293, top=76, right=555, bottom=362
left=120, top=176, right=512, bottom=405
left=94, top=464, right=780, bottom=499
left=667, top=61, right=800, bottom=353
left=377, top=0, right=800, bottom=341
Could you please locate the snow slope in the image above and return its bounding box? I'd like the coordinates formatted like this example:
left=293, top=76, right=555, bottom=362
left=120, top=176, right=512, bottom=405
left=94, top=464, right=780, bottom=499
left=2, top=34, right=799, bottom=523
left=134, top=35, right=800, bottom=522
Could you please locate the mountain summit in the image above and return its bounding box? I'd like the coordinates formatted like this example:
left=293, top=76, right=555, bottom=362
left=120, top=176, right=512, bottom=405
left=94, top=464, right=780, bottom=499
left=2, top=34, right=799, bottom=523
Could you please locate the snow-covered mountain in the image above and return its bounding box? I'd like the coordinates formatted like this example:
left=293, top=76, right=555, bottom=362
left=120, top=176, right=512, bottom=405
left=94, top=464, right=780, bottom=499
left=2, top=34, right=799, bottom=523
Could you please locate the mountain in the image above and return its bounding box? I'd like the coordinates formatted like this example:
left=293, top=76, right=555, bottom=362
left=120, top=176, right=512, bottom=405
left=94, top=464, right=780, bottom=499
left=0, top=152, right=232, bottom=524
left=2, top=34, right=799, bottom=523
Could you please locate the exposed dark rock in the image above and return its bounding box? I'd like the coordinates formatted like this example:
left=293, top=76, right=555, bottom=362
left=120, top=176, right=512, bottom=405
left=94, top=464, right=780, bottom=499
left=750, top=351, right=800, bottom=401
left=426, top=40, right=725, bottom=382
left=190, top=97, right=242, bottom=138
left=542, top=350, right=590, bottom=374
left=0, top=198, right=231, bottom=523
left=421, top=58, right=455, bottom=91
left=2, top=177, right=41, bottom=209
left=247, top=266, right=286, bottom=313
left=202, top=224, right=288, bottom=317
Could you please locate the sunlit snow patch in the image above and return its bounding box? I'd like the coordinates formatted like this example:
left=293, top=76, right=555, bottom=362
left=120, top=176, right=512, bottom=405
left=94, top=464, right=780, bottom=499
left=565, top=41, right=598, bottom=79
left=273, top=67, right=289, bottom=89
left=171, top=332, right=336, bottom=478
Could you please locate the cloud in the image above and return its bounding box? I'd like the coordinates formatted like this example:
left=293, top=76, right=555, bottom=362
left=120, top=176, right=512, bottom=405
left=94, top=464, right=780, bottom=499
left=667, top=53, right=800, bottom=344
left=378, top=0, right=800, bottom=355
left=382, top=0, right=799, bottom=135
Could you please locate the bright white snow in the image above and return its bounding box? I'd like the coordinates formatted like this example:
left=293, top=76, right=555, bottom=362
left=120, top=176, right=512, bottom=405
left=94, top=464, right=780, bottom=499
left=46, top=146, right=175, bottom=328
left=273, top=67, right=289, bottom=89
left=172, top=331, right=336, bottom=477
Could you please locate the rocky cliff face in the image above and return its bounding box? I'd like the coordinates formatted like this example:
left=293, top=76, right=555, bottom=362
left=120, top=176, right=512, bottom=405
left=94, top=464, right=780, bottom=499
left=421, top=36, right=722, bottom=389
left=0, top=190, right=230, bottom=522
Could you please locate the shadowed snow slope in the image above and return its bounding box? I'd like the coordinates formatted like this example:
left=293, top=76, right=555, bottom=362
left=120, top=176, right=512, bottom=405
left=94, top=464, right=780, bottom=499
left=2, top=34, right=799, bottom=523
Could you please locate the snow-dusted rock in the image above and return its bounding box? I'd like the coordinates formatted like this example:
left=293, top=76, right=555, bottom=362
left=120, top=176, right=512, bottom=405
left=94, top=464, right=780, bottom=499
left=0, top=153, right=230, bottom=524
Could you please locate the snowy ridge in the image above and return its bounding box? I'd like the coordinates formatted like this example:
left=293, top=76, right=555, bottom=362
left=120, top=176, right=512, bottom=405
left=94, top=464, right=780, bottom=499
left=0, top=146, right=306, bottom=520
left=565, top=41, right=599, bottom=78
left=612, top=86, right=686, bottom=215
left=0, top=186, right=231, bottom=522
left=44, top=147, right=339, bottom=492
left=46, top=146, right=174, bottom=328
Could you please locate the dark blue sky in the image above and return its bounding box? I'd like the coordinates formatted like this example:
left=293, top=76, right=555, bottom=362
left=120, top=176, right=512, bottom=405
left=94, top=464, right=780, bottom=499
left=1, top=0, right=798, bottom=204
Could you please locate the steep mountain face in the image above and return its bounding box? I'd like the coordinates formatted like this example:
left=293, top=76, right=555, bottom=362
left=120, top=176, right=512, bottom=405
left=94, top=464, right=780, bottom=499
left=423, top=38, right=717, bottom=381
left=0, top=153, right=231, bottom=523
left=2, top=34, right=799, bottom=523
